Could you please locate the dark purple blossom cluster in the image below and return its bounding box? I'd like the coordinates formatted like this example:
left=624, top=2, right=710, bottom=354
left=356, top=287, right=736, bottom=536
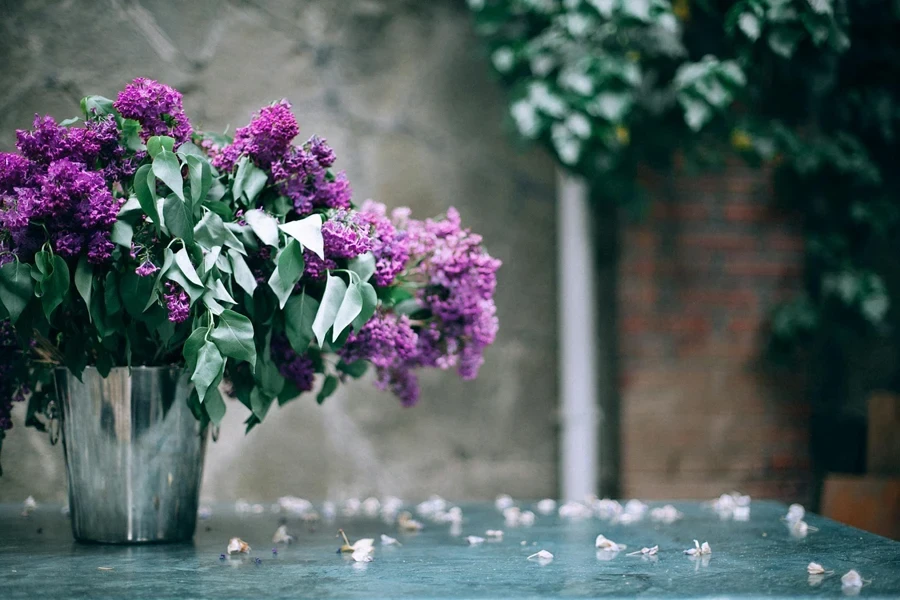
left=271, top=336, right=316, bottom=393
left=163, top=282, right=190, bottom=324
left=322, top=209, right=373, bottom=259
left=113, top=77, right=192, bottom=145
left=358, top=200, right=410, bottom=287
left=208, top=102, right=350, bottom=216
left=0, top=115, right=123, bottom=263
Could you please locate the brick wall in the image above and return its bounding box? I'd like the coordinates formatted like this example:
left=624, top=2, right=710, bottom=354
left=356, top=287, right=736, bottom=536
left=619, top=162, right=811, bottom=502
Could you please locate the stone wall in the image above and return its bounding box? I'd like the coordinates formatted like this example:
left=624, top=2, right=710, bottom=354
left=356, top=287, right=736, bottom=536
left=0, top=0, right=559, bottom=502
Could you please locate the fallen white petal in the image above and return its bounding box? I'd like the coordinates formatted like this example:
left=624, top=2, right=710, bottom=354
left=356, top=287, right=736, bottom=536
left=351, top=538, right=375, bottom=552
left=380, top=534, right=401, bottom=546
left=495, top=494, right=515, bottom=511
left=535, top=499, right=557, bottom=514
left=467, top=536, right=486, bottom=545
left=519, top=511, right=536, bottom=526
left=841, top=570, right=863, bottom=588
left=398, top=512, right=424, bottom=532
left=322, top=501, right=337, bottom=520
left=343, top=498, right=362, bottom=517
left=278, top=496, right=314, bottom=516
left=732, top=506, right=750, bottom=521
left=226, top=537, right=250, bottom=554
left=486, top=530, right=504, bottom=539
left=628, top=545, right=659, bottom=556
left=624, top=499, right=648, bottom=516
left=198, top=505, right=213, bottom=520
left=272, top=525, right=294, bottom=544
left=808, top=562, right=826, bottom=575
left=528, top=550, right=553, bottom=561
left=362, top=497, right=381, bottom=517
left=351, top=547, right=374, bottom=562
left=785, top=503, right=805, bottom=522
left=592, top=499, right=622, bottom=519
left=790, top=520, right=810, bottom=538
left=595, top=534, right=626, bottom=551
left=559, top=501, right=593, bottom=519
left=650, top=505, right=683, bottom=523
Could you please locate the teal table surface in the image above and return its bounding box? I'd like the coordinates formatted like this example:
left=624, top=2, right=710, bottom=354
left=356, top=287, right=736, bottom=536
left=1, top=500, right=898, bottom=599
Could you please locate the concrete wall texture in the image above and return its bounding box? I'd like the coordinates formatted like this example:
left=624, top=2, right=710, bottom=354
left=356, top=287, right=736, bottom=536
left=0, top=0, right=560, bottom=503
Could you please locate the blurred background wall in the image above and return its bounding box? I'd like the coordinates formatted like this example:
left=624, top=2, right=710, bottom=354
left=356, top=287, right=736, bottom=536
left=0, top=0, right=559, bottom=503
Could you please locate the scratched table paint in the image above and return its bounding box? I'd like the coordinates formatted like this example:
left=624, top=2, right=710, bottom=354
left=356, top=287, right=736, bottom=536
left=1, top=501, right=898, bottom=598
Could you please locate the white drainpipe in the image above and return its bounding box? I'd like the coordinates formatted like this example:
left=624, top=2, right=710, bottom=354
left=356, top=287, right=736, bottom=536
left=556, top=170, right=598, bottom=501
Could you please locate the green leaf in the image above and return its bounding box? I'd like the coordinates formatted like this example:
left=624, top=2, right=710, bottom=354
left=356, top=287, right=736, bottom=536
left=250, top=388, right=274, bottom=421
left=191, top=340, right=224, bottom=405
left=41, top=255, right=70, bottom=320
left=194, top=209, right=226, bottom=250
left=348, top=252, right=376, bottom=283
left=233, top=156, right=268, bottom=203
left=211, top=279, right=236, bottom=304
left=232, top=156, right=250, bottom=199
left=133, top=164, right=161, bottom=234
left=202, top=245, right=222, bottom=275
left=121, top=119, right=143, bottom=151
left=186, top=154, right=212, bottom=206
left=316, top=375, right=339, bottom=405
left=229, top=251, right=257, bottom=297
left=352, top=282, right=378, bottom=331
left=279, top=214, right=324, bottom=259
left=284, top=292, right=319, bottom=354
left=183, top=326, right=209, bottom=374
left=81, top=95, right=115, bottom=118
left=256, top=356, right=285, bottom=398
left=104, top=271, right=122, bottom=320
left=337, top=359, right=368, bottom=378
left=204, top=386, right=226, bottom=425
left=120, top=271, right=155, bottom=318
left=202, top=291, right=225, bottom=315
left=244, top=209, right=280, bottom=247
left=117, top=196, right=142, bottom=217
left=147, top=135, right=175, bottom=158
left=59, top=117, right=80, bottom=127
left=152, top=147, right=184, bottom=202
left=174, top=248, right=203, bottom=287
left=74, top=257, right=92, bottom=312
left=332, top=280, right=363, bottom=342
left=210, top=309, right=257, bottom=368
left=312, top=274, right=347, bottom=347
left=110, top=220, right=134, bottom=248
left=267, top=239, right=305, bottom=309
left=0, top=261, right=34, bottom=324
left=163, top=195, right=194, bottom=243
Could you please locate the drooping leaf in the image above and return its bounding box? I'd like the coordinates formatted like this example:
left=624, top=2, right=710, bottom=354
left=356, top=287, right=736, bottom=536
left=211, top=279, right=236, bottom=304
left=185, top=154, right=212, bottom=206
left=41, top=255, right=70, bottom=320
left=174, top=248, right=203, bottom=287
left=120, top=271, right=156, bottom=318
left=0, top=261, right=33, bottom=324
left=312, top=274, right=347, bottom=347
left=244, top=209, right=280, bottom=247
left=229, top=250, right=257, bottom=297
left=81, top=95, right=115, bottom=118
left=267, top=240, right=305, bottom=309
left=250, top=388, right=274, bottom=421
left=152, top=147, right=184, bottom=202
left=191, top=340, right=224, bottom=404
left=284, top=292, right=319, bottom=354
left=348, top=252, right=376, bottom=283
left=332, top=280, right=363, bottom=342
left=183, top=326, right=209, bottom=374
left=352, top=282, right=378, bottom=331
left=210, top=309, right=257, bottom=368
left=163, top=195, right=193, bottom=243
left=74, top=256, right=92, bottom=312
left=316, top=375, right=339, bottom=405
left=133, top=164, right=161, bottom=233
left=110, top=220, right=134, bottom=248
left=279, top=214, right=324, bottom=259
left=337, top=359, right=368, bottom=379
left=202, top=291, right=225, bottom=315
left=194, top=209, right=227, bottom=250
left=204, top=386, right=227, bottom=425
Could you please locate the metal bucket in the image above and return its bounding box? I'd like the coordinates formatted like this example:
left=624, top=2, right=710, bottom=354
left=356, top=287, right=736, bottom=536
left=55, top=366, right=207, bottom=543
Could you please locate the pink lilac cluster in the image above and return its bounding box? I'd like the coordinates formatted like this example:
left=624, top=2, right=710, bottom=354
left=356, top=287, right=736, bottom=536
left=206, top=101, right=350, bottom=216
left=0, top=320, right=27, bottom=431
left=0, top=117, right=122, bottom=263
left=113, top=77, right=192, bottom=145
left=270, top=336, right=316, bottom=392
left=402, top=207, right=501, bottom=380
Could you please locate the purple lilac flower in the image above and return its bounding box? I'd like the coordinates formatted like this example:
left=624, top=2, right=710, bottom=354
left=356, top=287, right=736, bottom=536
left=113, top=78, right=192, bottom=144
left=379, top=367, right=420, bottom=408
left=0, top=152, right=34, bottom=192
left=270, top=137, right=350, bottom=216
left=270, top=336, right=316, bottom=392
left=358, top=200, right=409, bottom=286
left=399, top=207, right=501, bottom=381
left=212, top=100, right=299, bottom=172
left=301, top=249, right=337, bottom=281
left=164, top=282, right=190, bottom=323
left=307, top=136, right=335, bottom=167
left=54, top=233, right=85, bottom=257
left=321, top=209, right=373, bottom=260
left=135, top=261, right=159, bottom=277
left=87, top=231, right=115, bottom=264
left=339, top=312, right=417, bottom=370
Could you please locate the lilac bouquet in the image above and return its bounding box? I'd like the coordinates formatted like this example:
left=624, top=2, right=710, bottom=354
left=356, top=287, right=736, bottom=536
left=0, top=79, right=500, bottom=471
